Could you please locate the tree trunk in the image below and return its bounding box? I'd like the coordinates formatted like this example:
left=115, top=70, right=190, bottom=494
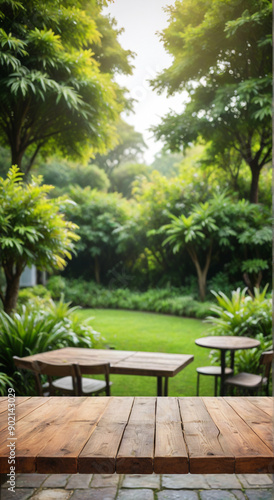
left=11, top=148, right=23, bottom=173
left=249, top=165, right=260, bottom=204
left=94, top=256, right=101, bottom=284
left=187, top=244, right=212, bottom=302
left=195, top=264, right=207, bottom=302
left=4, top=273, right=21, bottom=315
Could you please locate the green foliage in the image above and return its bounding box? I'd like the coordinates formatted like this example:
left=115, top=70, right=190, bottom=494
left=162, top=194, right=272, bottom=299
left=38, top=159, right=110, bottom=192
left=0, top=166, right=79, bottom=313
left=46, top=276, right=66, bottom=300
left=18, top=285, right=52, bottom=306
left=152, top=0, right=272, bottom=202
left=234, top=333, right=272, bottom=375
left=64, top=185, right=132, bottom=283
left=206, top=286, right=272, bottom=374
left=0, top=369, right=13, bottom=395
left=47, top=277, right=215, bottom=319
left=0, top=0, right=133, bottom=173
left=206, top=285, right=272, bottom=338
left=93, top=119, right=147, bottom=173
left=110, top=162, right=150, bottom=198
left=0, top=296, right=102, bottom=394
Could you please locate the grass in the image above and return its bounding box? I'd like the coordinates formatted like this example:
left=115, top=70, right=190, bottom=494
left=78, top=308, right=216, bottom=397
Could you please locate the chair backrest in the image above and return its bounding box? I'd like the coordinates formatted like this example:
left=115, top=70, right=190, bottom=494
left=74, top=362, right=111, bottom=396
left=13, top=356, right=42, bottom=394
left=32, top=360, right=78, bottom=396
left=260, top=350, right=274, bottom=380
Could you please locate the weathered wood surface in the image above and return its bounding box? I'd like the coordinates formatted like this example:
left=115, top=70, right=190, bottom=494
left=0, top=397, right=273, bottom=474
left=19, top=347, right=194, bottom=378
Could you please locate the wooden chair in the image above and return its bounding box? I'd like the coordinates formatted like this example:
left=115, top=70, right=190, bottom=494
left=13, top=356, right=45, bottom=395
left=32, top=360, right=79, bottom=396
left=196, top=366, right=233, bottom=396
left=74, top=362, right=112, bottom=396
left=224, top=350, right=274, bottom=396
left=33, top=360, right=112, bottom=396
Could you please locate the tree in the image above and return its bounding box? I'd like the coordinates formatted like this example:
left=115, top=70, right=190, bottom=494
left=110, top=162, right=149, bottom=198
left=0, top=167, right=79, bottom=314
left=162, top=194, right=272, bottom=300
left=162, top=194, right=233, bottom=300
left=92, top=119, right=147, bottom=174
left=152, top=0, right=271, bottom=203
left=64, top=185, right=130, bottom=284
left=38, top=158, right=110, bottom=192
left=0, top=0, right=133, bottom=175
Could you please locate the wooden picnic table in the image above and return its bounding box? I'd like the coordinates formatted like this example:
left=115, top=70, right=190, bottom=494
left=0, top=396, right=273, bottom=475
left=17, top=347, right=194, bottom=396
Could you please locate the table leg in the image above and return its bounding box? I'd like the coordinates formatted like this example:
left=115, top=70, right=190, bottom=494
left=220, top=350, right=226, bottom=396
left=230, top=351, right=235, bottom=372
left=157, top=376, right=163, bottom=396
left=164, top=377, right=168, bottom=396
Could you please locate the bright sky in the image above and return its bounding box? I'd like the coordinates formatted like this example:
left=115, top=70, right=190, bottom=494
left=104, top=0, right=187, bottom=164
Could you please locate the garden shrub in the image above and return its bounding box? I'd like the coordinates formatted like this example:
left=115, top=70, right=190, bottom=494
left=205, top=286, right=272, bottom=376
left=18, top=285, right=52, bottom=305
left=0, top=296, right=102, bottom=395
left=49, top=277, right=215, bottom=319
left=205, top=285, right=272, bottom=338
left=0, top=370, right=13, bottom=395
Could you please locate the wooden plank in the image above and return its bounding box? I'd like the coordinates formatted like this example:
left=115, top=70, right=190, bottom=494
left=37, top=397, right=110, bottom=473
left=79, top=397, right=134, bottom=474
left=0, top=397, right=30, bottom=415
left=225, top=397, right=273, bottom=452
left=203, top=397, right=274, bottom=473
left=0, top=397, right=62, bottom=473
left=246, top=397, right=273, bottom=417
left=23, top=348, right=135, bottom=365
left=112, top=355, right=193, bottom=377
left=179, top=397, right=234, bottom=474
left=0, top=397, right=108, bottom=473
left=0, top=397, right=49, bottom=432
left=154, top=397, right=188, bottom=474
left=111, top=360, right=176, bottom=376
left=116, top=397, right=155, bottom=474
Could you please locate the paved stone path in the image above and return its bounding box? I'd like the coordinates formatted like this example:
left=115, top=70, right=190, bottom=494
left=1, top=473, right=273, bottom=500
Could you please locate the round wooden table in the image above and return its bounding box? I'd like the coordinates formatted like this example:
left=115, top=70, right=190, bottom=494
left=195, top=336, right=261, bottom=396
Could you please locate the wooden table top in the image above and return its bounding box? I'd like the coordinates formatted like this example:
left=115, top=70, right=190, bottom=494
left=20, top=347, right=194, bottom=377
left=195, top=336, right=261, bottom=351
left=0, top=396, right=273, bottom=475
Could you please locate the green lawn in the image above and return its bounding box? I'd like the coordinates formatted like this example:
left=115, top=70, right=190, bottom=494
left=78, top=308, right=216, bottom=397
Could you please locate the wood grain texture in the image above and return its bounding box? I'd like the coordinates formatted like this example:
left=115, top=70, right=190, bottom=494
left=154, top=397, right=188, bottom=474
left=247, top=396, right=273, bottom=417
left=116, top=397, right=155, bottom=474
left=79, top=397, right=134, bottom=474
left=203, top=397, right=273, bottom=473
left=226, top=397, right=273, bottom=452
left=0, top=396, right=272, bottom=475
left=179, top=397, right=234, bottom=474
left=37, top=397, right=110, bottom=473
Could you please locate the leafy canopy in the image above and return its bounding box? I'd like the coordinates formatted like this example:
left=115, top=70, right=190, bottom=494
left=152, top=0, right=272, bottom=202
left=0, top=166, right=79, bottom=273
left=0, top=0, right=133, bottom=173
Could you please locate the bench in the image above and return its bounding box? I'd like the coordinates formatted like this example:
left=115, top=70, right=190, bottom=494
left=0, top=396, right=273, bottom=475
